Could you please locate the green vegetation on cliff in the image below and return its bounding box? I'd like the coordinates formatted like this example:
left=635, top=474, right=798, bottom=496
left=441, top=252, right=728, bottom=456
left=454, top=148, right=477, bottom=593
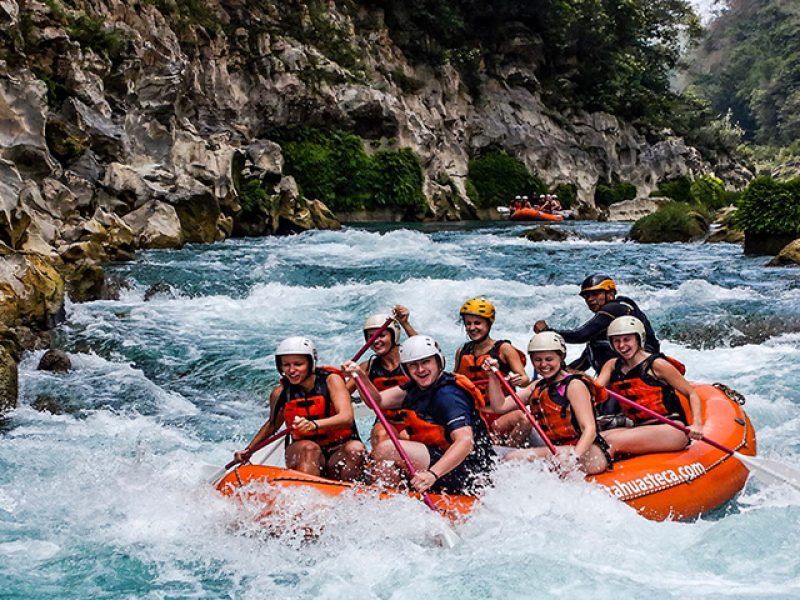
left=279, top=129, right=426, bottom=214
left=369, top=0, right=701, bottom=128
left=688, top=0, right=800, bottom=146
left=466, top=152, right=543, bottom=208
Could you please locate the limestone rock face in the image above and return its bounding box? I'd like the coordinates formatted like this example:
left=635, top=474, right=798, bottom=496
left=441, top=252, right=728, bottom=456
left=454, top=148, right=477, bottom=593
left=0, top=254, right=65, bottom=329
left=0, top=325, right=20, bottom=413
left=767, top=239, right=800, bottom=266
left=122, top=200, right=185, bottom=249
left=606, top=197, right=671, bottom=222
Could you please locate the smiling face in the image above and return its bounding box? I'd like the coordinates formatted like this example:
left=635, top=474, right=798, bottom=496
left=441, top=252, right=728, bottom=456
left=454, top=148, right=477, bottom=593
left=610, top=333, right=640, bottom=360
left=279, top=354, right=312, bottom=385
left=404, top=356, right=442, bottom=389
left=365, top=328, right=394, bottom=356
left=531, top=350, right=563, bottom=379
left=463, top=315, right=491, bottom=342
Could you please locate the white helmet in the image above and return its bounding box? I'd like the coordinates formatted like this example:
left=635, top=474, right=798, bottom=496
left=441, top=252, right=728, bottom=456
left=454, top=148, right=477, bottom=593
left=522, top=196, right=529, bottom=200
left=363, top=313, right=402, bottom=345
left=275, top=336, right=317, bottom=371
left=527, top=331, right=567, bottom=356
left=607, top=316, right=646, bottom=343
left=399, top=335, right=445, bottom=369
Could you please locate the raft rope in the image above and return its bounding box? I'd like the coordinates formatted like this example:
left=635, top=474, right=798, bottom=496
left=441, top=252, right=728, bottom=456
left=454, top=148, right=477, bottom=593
left=712, top=383, right=746, bottom=405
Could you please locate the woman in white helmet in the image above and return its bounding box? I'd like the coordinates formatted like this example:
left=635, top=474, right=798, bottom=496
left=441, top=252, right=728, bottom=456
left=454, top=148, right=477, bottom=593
left=235, top=336, right=365, bottom=481
left=483, top=331, right=610, bottom=474
left=343, top=335, right=495, bottom=495
left=595, top=316, right=703, bottom=456
left=346, top=305, right=417, bottom=447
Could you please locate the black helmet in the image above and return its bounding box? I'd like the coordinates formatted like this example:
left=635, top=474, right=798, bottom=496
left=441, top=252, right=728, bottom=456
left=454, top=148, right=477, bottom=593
left=579, top=274, right=616, bottom=297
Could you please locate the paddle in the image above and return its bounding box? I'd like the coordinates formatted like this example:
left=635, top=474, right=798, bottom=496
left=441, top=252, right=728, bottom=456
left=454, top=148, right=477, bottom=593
left=208, top=428, right=290, bottom=485
left=489, top=366, right=557, bottom=454
left=352, top=372, right=462, bottom=548
left=604, top=388, right=800, bottom=491
left=496, top=206, right=511, bottom=215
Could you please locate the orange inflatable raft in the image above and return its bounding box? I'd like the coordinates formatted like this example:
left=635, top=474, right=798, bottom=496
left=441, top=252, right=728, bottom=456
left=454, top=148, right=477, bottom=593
left=509, top=207, right=565, bottom=221
left=216, top=384, right=756, bottom=522
left=216, top=464, right=476, bottom=521
left=589, top=383, right=756, bottom=520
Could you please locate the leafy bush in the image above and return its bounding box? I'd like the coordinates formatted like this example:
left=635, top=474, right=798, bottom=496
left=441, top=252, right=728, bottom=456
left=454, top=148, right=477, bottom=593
left=467, top=151, right=544, bottom=209
left=652, top=176, right=692, bottom=203
left=238, top=179, right=271, bottom=215
left=369, top=149, right=426, bottom=211
left=68, top=14, right=126, bottom=63
left=594, top=181, right=637, bottom=209
left=690, top=175, right=727, bottom=210
left=734, top=176, right=800, bottom=236
left=630, top=202, right=710, bottom=243
left=280, top=128, right=426, bottom=213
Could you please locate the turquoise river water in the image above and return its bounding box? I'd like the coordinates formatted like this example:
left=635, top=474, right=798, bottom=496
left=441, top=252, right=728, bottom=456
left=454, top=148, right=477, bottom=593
left=2, top=220, right=800, bottom=598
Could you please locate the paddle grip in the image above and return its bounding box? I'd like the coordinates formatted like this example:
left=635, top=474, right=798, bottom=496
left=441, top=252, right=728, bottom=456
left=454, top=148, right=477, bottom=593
left=490, top=367, right=558, bottom=454
left=353, top=374, right=439, bottom=512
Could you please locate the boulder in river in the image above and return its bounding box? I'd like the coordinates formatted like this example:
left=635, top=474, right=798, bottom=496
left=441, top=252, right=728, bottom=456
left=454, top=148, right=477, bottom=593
left=37, top=349, right=72, bottom=373
left=766, top=239, right=800, bottom=267
left=521, top=225, right=571, bottom=242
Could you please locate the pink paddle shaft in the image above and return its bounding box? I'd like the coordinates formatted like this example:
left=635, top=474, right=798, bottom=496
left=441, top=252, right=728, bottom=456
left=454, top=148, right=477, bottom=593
left=352, top=317, right=394, bottom=363
left=605, top=388, right=736, bottom=455
left=353, top=374, right=440, bottom=512
left=490, top=367, right=558, bottom=454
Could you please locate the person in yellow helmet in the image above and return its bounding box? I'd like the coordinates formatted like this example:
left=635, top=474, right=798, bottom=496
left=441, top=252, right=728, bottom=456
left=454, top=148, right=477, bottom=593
left=454, top=298, right=531, bottom=445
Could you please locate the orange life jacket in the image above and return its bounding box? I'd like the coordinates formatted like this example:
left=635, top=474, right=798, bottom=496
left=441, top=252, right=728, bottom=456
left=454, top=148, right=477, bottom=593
left=278, top=366, right=358, bottom=447
left=609, top=354, right=691, bottom=424
left=367, top=355, right=409, bottom=391
left=455, top=339, right=526, bottom=393
left=386, top=373, right=487, bottom=450
left=529, top=374, right=607, bottom=444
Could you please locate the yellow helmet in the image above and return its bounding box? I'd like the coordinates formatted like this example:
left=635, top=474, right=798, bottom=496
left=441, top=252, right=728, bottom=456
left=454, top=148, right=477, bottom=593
left=459, top=298, right=495, bottom=323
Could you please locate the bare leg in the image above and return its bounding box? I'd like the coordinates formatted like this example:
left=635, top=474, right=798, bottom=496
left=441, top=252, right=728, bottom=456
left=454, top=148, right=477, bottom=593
left=369, top=422, right=409, bottom=448
left=285, top=440, right=324, bottom=476
left=369, top=439, right=430, bottom=487
left=325, top=440, right=367, bottom=482
left=603, top=424, right=689, bottom=457
left=579, top=445, right=610, bottom=475
left=503, top=447, right=552, bottom=461
left=490, top=410, right=533, bottom=447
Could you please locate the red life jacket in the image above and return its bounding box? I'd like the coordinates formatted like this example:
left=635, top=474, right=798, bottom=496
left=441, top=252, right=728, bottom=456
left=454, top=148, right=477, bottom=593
left=455, top=339, right=526, bottom=393
left=609, top=354, right=691, bottom=424
left=278, top=366, right=358, bottom=447
left=529, top=374, right=606, bottom=445
left=367, top=355, right=409, bottom=391
left=386, top=373, right=487, bottom=450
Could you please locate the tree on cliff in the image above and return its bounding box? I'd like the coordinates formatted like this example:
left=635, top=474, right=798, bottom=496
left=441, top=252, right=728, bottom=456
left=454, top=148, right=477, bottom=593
left=686, top=0, right=800, bottom=146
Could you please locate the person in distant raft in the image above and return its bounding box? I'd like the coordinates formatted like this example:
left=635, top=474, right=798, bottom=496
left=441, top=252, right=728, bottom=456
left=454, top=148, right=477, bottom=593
left=595, top=316, right=703, bottom=457
left=343, top=335, right=495, bottom=495
left=534, top=274, right=660, bottom=375
left=346, top=305, right=417, bottom=447
left=483, top=332, right=610, bottom=474
left=235, top=336, right=366, bottom=481
left=454, top=298, right=531, bottom=445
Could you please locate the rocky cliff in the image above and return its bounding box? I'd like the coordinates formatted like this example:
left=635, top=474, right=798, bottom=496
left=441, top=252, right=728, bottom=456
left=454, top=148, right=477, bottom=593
left=0, top=0, right=748, bottom=409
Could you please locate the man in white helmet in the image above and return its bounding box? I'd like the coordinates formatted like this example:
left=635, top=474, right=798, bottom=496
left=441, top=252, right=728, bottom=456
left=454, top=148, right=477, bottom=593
left=343, top=335, right=495, bottom=495
left=346, top=305, right=417, bottom=447
left=235, top=336, right=366, bottom=481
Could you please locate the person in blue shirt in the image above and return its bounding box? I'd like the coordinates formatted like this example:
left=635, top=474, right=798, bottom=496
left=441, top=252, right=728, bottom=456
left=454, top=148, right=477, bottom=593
left=344, top=335, right=495, bottom=495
